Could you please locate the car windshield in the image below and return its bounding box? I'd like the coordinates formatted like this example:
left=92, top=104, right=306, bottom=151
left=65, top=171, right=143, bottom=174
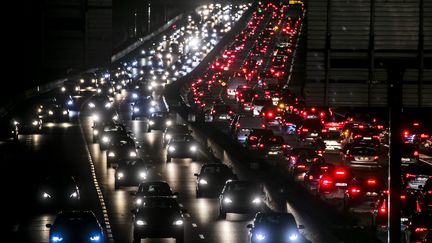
left=260, top=214, right=296, bottom=226
left=351, top=148, right=376, bottom=155
left=152, top=112, right=168, bottom=118
left=227, top=182, right=256, bottom=192
left=55, top=213, right=97, bottom=227
left=171, top=135, right=193, bottom=142
left=142, top=198, right=178, bottom=209
left=104, top=125, right=124, bottom=132
left=202, top=165, right=230, bottom=174
left=138, top=183, right=171, bottom=195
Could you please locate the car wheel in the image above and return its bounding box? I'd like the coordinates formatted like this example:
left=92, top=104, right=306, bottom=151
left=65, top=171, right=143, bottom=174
left=167, top=156, right=171, bottom=163
left=219, top=207, right=226, bottom=219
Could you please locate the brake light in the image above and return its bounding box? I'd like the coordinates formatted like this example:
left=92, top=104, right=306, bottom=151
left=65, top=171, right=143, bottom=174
left=349, top=187, right=361, bottom=196
left=259, top=144, right=264, bottom=148
left=297, top=164, right=306, bottom=169
left=414, top=151, right=419, bottom=157
left=320, top=112, right=325, bottom=117
left=249, top=136, right=257, bottom=141
left=321, top=129, right=327, bottom=133
left=282, top=144, right=287, bottom=149
left=428, top=190, right=432, bottom=194
left=367, top=179, right=376, bottom=185
left=406, top=173, right=416, bottom=178
left=308, top=175, right=314, bottom=180
left=290, top=156, right=297, bottom=162
left=374, top=156, right=379, bottom=161
left=354, top=135, right=362, bottom=139
left=403, top=130, right=409, bottom=137
left=373, top=135, right=380, bottom=140
left=335, top=169, right=346, bottom=177
left=321, top=177, right=333, bottom=187
left=359, top=125, right=364, bottom=129
left=415, top=228, right=427, bottom=233
left=400, top=195, right=406, bottom=200
left=267, top=112, right=274, bottom=118
left=236, top=123, right=240, bottom=128
left=379, top=199, right=387, bottom=215
left=413, top=122, right=420, bottom=126
left=261, top=124, right=266, bottom=128
left=320, top=166, right=328, bottom=170
left=302, top=128, right=308, bottom=132
left=420, top=133, right=429, bottom=138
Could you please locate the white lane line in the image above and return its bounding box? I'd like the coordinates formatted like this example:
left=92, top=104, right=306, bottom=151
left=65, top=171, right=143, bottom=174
left=199, top=234, right=205, bottom=239
left=192, top=223, right=197, bottom=227
left=420, top=158, right=432, bottom=166
left=79, top=118, right=114, bottom=243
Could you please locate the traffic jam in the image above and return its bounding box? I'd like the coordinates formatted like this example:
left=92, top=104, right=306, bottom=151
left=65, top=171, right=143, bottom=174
left=2, top=1, right=432, bottom=243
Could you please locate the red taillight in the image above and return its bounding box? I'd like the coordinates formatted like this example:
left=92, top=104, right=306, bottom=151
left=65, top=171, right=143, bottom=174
left=290, top=156, right=297, bottom=162
left=420, top=133, right=429, bottom=138
left=403, top=130, right=409, bottom=137
left=297, top=164, right=306, bottom=169
left=415, top=228, right=427, bottom=233
left=335, top=169, right=346, bottom=177
left=354, top=135, right=362, bottom=139
left=261, top=124, right=266, bottom=128
left=282, top=144, right=287, bottom=149
left=414, top=151, right=419, bottom=157
left=427, top=190, right=432, bottom=194
left=321, top=129, right=327, bottom=133
left=267, top=112, right=274, bottom=118
left=406, top=173, right=416, bottom=178
left=249, top=136, right=257, bottom=141
left=374, top=156, right=379, bottom=161
left=320, top=166, right=328, bottom=170
left=320, top=112, right=325, bottom=117
left=400, top=195, right=406, bottom=200
left=308, top=175, right=314, bottom=180
left=379, top=200, right=387, bottom=215
left=349, top=187, right=361, bottom=196
left=236, top=123, right=240, bottom=128
left=321, top=177, right=333, bottom=187
left=302, top=128, right=308, bottom=132
left=373, top=135, right=380, bottom=140
left=367, top=179, right=376, bottom=185
left=259, top=144, right=264, bottom=148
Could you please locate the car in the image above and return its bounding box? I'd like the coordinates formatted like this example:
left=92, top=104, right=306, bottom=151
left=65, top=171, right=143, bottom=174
left=247, top=212, right=305, bottom=243
left=114, top=159, right=151, bottom=189
left=107, top=136, right=138, bottom=166
left=163, top=124, right=190, bottom=147
left=424, top=229, right=432, bottom=243
left=147, top=111, right=173, bottom=132
left=37, top=98, right=70, bottom=122
left=91, top=108, right=120, bottom=132
left=131, top=181, right=179, bottom=207
left=233, top=116, right=266, bottom=143
left=219, top=180, right=264, bottom=219
left=418, top=178, right=432, bottom=213
left=344, top=177, right=387, bottom=211
left=256, top=135, right=288, bottom=159
left=245, top=129, right=274, bottom=150
left=194, top=163, right=237, bottom=198
left=12, top=106, right=42, bottom=134
left=343, top=146, right=380, bottom=167
left=403, top=213, right=432, bottom=243
left=46, top=210, right=104, bottom=243
left=208, top=104, right=234, bottom=122
left=87, top=94, right=113, bottom=110
left=402, top=163, right=432, bottom=191
left=99, top=125, right=131, bottom=151
left=303, top=162, right=334, bottom=192
left=401, top=143, right=420, bottom=165
left=132, top=197, right=186, bottom=243
left=0, top=117, right=19, bottom=141
left=166, top=134, right=199, bottom=162
left=318, top=166, right=353, bottom=198
left=286, top=147, right=321, bottom=180
left=131, top=96, right=154, bottom=120
left=38, top=175, right=80, bottom=209
left=297, top=119, right=325, bottom=144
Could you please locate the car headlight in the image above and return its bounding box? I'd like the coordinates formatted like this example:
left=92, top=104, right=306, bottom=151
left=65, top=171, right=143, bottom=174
left=151, top=100, right=157, bottom=106
left=97, top=88, right=102, bottom=93
left=149, top=120, right=155, bottom=125
left=32, top=120, right=39, bottom=126
left=149, top=107, right=155, bottom=113
left=135, top=198, right=142, bottom=205
left=63, top=110, right=68, bottom=115
left=61, top=87, right=66, bottom=92
left=90, top=234, right=101, bottom=241
left=108, top=152, right=115, bottom=157
left=102, top=136, right=109, bottom=143
left=42, top=192, right=51, bottom=199
left=88, top=102, right=95, bottom=108
left=13, top=120, right=19, bottom=125
left=48, top=110, right=53, bottom=115
left=92, top=114, right=100, bottom=122
left=199, top=179, right=208, bottom=185
left=67, top=100, right=73, bottom=106
left=166, top=120, right=172, bottom=126
left=38, top=108, right=43, bottom=113
left=139, top=171, right=147, bottom=179
left=113, top=115, right=118, bottom=120
left=223, top=197, right=232, bottom=204
left=75, top=86, right=80, bottom=91
left=255, top=232, right=266, bottom=241
left=173, top=219, right=183, bottom=226
left=165, top=134, right=171, bottom=140
left=80, top=79, right=85, bottom=83
left=252, top=198, right=261, bottom=204
left=52, top=235, right=63, bottom=242
left=70, top=192, right=78, bottom=198
left=132, top=93, right=138, bottom=99
left=289, top=233, right=298, bottom=241
left=133, top=107, right=140, bottom=113
left=105, top=102, right=112, bottom=108
left=168, top=146, right=176, bottom=152
left=93, top=130, right=99, bottom=135
left=130, top=151, right=137, bottom=157
left=117, top=172, right=124, bottom=179
left=190, top=145, right=197, bottom=152
left=136, top=219, right=147, bottom=226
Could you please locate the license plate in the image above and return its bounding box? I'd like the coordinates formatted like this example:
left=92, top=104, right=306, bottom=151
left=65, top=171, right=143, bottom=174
left=363, top=137, right=372, bottom=140
left=326, top=147, right=335, bottom=150
left=335, top=183, right=347, bottom=187
left=329, top=127, right=336, bottom=131
left=311, top=133, right=318, bottom=136
left=268, top=152, right=278, bottom=155
left=401, top=158, right=411, bottom=162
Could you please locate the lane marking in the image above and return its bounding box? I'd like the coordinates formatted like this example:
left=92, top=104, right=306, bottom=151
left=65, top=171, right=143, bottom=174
left=79, top=117, right=114, bottom=243
left=192, top=223, right=198, bottom=227
left=199, top=234, right=205, bottom=239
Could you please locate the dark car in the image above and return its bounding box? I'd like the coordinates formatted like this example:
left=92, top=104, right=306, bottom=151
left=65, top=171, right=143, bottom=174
left=38, top=175, right=80, bottom=208
left=303, top=162, right=334, bottom=192
left=131, top=181, right=179, bottom=207
left=37, top=98, right=70, bottom=123
left=87, top=94, right=113, bottom=110
left=107, top=136, right=138, bottom=166
left=131, top=96, right=154, bottom=120
left=401, top=143, right=420, bottom=165
left=194, top=163, right=237, bottom=197
left=132, top=197, right=186, bottom=243
left=297, top=119, right=325, bottom=144
left=148, top=111, right=173, bottom=132
left=163, top=124, right=190, bottom=147
left=0, top=117, right=18, bottom=141
left=219, top=180, right=264, bottom=219
left=245, top=129, right=274, bottom=150
left=403, top=213, right=432, bottom=243
left=247, top=212, right=305, bottom=243
left=91, top=108, right=120, bottom=133
left=94, top=122, right=127, bottom=145
left=344, top=177, right=387, bottom=211
left=418, top=178, right=432, bottom=213
left=402, top=163, right=432, bottom=191
left=12, top=107, right=42, bottom=134
left=114, top=159, right=151, bottom=189
left=256, top=135, right=288, bottom=159
left=286, top=147, right=321, bottom=180
left=344, top=146, right=380, bottom=167
left=166, top=135, right=199, bottom=162
left=46, top=210, right=104, bottom=243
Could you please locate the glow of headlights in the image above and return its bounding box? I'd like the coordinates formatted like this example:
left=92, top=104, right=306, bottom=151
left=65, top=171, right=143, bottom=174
left=80, top=79, right=84, bottom=83
left=113, top=115, right=118, bottom=120
left=136, top=220, right=146, bottom=226
left=223, top=197, right=232, bottom=204
left=289, top=233, right=298, bottom=241
left=32, top=120, right=39, bottom=126
left=117, top=172, right=124, bottom=178
left=199, top=179, right=208, bottom=185
left=168, top=146, right=176, bottom=152
left=70, top=192, right=78, bottom=198
left=88, top=102, right=95, bottom=108
left=252, top=198, right=261, bottom=204
left=190, top=146, right=197, bottom=152
left=135, top=198, right=142, bottom=205
left=130, top=151, right=137, bottom=157
left=75, top=86, right=80, bottom=91
left=52, top=236, right=63, bottom=242
left=92, top=114, right=100, bottom=121
left=133, top=107, right=140, bottom=112
left=139, top=172, right=146, bottom=178
left=67, top=100, right=73, bottom=105
left=174, top=220, right=183, bottom=226
left=151, top=100, right=157, bottom=106
left=97, top=88, right=101, bottom=93
left=43, top=192, right=51, bottom=198
left=63, top=110, right=68, bottom=115
left=132, top=93, right=138, bottom=99
left=108, top=152, right=115, bottom=157
left=90, top=235, right=100, bottom=241
left=48, top=110, right=54, bottom=115
left=105, top=102, right=112, bottom=108
left=149, top=107, right=155, bottom=113
left=93, top=130, right=99, bottom=135
left=13, top=121, right=19, bottom=125
left=165, top=134, right=171, bottom=140
left=102, top=136, right=109, bottom=143
left=255, top=233, right=266, bottom=241
left=149, top=120, right=155, bottom=125
left=166, top=120, right=172, bottom=126
left=61, top=87, right=66, bottom=92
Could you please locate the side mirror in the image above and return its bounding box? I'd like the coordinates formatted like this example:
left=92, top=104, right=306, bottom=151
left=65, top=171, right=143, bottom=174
left=298, top=225, right=305, bottom=229
left=194, top=173, right=199, bottom=177
left=246, top=224, right=253, bottom=229
left=46, top=224, right=52, bottom=228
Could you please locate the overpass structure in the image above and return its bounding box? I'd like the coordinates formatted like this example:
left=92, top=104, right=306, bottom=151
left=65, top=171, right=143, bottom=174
left=302, top=0, right=432, bottom=107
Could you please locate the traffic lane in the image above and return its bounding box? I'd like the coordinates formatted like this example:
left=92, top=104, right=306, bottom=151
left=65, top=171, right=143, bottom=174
left=3, top=120, right=103, bottom=243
